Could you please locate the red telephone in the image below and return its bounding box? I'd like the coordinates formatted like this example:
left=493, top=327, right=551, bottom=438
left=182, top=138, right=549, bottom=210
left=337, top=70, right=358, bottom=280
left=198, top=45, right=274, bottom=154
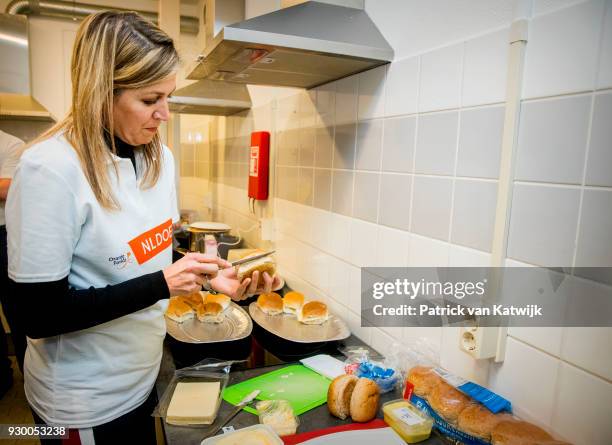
left=248, top=131, right=270, bottom=200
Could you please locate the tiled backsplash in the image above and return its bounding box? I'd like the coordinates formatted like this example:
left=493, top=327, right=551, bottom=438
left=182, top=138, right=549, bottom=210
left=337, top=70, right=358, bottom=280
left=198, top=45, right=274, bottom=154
left=178, top=1, right=612, bottom=443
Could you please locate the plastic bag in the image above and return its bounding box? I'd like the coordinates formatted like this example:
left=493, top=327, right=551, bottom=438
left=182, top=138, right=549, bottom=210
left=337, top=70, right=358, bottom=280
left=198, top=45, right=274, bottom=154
left=153, top=358, right=243, bottom=428
left=256, top=399, right=299, bottom=436
left=339, top=345, right=398, bottom=393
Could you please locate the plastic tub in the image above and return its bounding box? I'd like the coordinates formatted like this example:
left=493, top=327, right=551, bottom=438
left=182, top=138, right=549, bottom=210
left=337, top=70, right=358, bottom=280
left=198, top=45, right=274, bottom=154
left=382, top=399, right=434, bottom=443
left=201, top=424, right=283, bottom=445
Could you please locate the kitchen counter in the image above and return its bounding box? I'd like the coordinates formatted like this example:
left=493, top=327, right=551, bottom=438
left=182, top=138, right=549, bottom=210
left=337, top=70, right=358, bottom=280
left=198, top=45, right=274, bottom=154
left=155, top=335, right=447, bottom=445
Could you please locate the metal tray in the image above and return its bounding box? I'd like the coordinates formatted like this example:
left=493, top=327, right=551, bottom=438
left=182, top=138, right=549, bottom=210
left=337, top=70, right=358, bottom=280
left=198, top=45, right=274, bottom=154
left=248, top=303, right=350, bottom=343
left=165, top=302, right=252, bottom=344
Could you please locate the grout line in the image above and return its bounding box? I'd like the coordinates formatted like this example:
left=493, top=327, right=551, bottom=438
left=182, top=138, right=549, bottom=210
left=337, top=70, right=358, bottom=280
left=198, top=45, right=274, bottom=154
left=447, top=41, right=467, bottom=249
left=508, top=335, right=612, bottom=385
left=407, top=56, right=421, bottom=236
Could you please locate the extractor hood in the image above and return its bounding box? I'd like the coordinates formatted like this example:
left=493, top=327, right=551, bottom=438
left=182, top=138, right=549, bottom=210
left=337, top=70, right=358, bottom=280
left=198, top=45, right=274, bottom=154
left=169, top=79, right=251, bottom=115
left=187, top=0, right=394, bottom=89
left=0, top=13, right=54, bottom=121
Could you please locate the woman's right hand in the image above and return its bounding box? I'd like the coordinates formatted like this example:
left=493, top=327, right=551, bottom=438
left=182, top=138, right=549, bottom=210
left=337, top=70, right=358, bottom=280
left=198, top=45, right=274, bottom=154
left=162, top=253, right=231, bottom=297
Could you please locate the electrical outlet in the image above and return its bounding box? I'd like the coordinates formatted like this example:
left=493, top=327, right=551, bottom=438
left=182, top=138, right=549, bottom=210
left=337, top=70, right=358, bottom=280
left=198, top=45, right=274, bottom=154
left=260, top=218, right=275, bottom=241
left=460, top=326, right=505, bottom=360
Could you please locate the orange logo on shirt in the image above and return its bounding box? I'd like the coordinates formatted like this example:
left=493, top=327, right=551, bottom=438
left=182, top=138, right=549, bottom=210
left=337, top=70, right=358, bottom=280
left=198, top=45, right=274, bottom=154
left=128, top=219, right=173, bottom=265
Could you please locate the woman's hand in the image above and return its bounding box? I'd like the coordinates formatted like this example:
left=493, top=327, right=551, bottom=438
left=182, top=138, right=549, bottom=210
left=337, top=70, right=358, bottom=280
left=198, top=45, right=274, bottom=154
left=163, top=252, right=231, bottom=297
left=209, top=269, right=282, bottom=301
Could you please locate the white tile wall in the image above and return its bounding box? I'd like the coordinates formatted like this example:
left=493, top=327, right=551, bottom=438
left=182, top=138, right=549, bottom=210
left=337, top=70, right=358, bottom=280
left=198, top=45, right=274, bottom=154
left=411, top=176, right=453, bottom=241
left=561, top=327, right=612, bottom=381
left=585, top=92, right=612, bottom=187
left=523, top=0, right=605, bottom=98
left=415, top=111, right=459, bottom=175
left=507, top=184, right=581, bottom=266
left=349, top=218, right=379, bottom=267
left=358, top=65, right=387, bottom=120
left=382, top=116, right=416, bottom=173
left=489, top=337, right=560, bottom=427
left=551, top=363, right=612, bottom=445
left=335, top=75, right=359, bottom=125
left=574, top=188, right=612, bottom=267
left=457, top=105, right=504, bottom=179
left=451, top=179, right=498, bottom=252
left=376, top=225, right=410, bottom=267
left=385, top=56, right=419, bottom=117
left=198, top=6, right=612, bottom=441
left=418, top=43, right=463, bottom=112
left=462, top=28, right=509, bottom=106
left=597, top=1, right=612, bottom=89
left=515, top=95, right=591, bottom=184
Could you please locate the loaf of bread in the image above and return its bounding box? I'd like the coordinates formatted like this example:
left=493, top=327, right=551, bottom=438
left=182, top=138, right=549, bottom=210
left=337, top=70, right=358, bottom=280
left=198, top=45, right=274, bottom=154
left=491, top=420, right=554, bottom=445
left=428, top=381, right=471, bottom=425
left=406, top=366, right=443, bottom=398
left=457, top=403, right=511, bottom=441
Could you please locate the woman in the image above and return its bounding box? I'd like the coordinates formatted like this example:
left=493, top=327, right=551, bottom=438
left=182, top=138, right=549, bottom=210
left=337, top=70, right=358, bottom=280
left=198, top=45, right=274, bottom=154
left=6, top=11, right=274, bottom=443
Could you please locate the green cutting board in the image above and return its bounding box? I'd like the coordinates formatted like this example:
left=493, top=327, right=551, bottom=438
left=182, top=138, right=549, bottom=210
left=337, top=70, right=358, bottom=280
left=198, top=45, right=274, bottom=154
left=223, top=364, right=331, bottom=415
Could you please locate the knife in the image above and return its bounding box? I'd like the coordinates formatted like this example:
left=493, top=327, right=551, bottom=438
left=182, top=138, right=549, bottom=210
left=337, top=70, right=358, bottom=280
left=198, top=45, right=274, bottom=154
left=203, top=390, right=261, bottom=439
left=230, top=250, right=275, bottom=267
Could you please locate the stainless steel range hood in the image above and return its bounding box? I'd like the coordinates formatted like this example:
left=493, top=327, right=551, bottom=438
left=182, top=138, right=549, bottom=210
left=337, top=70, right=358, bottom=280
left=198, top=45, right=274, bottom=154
left=0, top=13, right=54, bottom=121
left=187, top=0, right=393, bottom=89
left=169, top=80, right=251, bottom=115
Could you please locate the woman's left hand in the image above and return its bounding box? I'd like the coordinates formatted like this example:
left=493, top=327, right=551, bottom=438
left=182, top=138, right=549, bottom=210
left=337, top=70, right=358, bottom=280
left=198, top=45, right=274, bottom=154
left=209, top=269, right=282, bottom=301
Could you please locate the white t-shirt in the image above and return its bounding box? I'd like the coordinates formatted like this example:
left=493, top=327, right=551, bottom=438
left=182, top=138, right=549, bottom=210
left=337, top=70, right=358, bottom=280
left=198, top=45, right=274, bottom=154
left=0, top=130, right=24, bottom=226
left=6, top=133, right=179, bottom=428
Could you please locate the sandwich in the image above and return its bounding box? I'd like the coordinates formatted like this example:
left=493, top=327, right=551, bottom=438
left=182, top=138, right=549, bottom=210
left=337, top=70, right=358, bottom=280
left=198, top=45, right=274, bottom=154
left=256, top=292, right=283, bottom=315
left=196, top=302, right=225, bottom=324
left=166, top=297, right=195, bottom=323
left=180, top=291, right=204, bottom=309
left=407, top=366, right=443, bottom=398
left=457, top=403, right=511, bottom=441
left=297, top=301, right=328, bottom=325
left=204, top=293, right=231, bottom=312
left=428, top=381, right=471, bottom=425
left=327, top=374, right=359, bottom=420
left=282, top=291, right=304, bottom=316
left=236, top=249, right=276, bottom=288
left=491, top=419, right=554, bottom=445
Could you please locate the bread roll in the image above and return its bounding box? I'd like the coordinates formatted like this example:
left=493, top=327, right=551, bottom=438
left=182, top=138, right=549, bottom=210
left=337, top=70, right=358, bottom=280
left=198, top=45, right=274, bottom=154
left=236, top=250, right=276, bottom=288
left=257, top=292, right=283, bottom=315
left=349, top=378, right=380, bottom=422
left=297, top=301, right=328, bottom=325
left=457, top=403, right=511, bottom=441
left=166, top=297, right=195, bottom=323
left=407, top=366, right=443, bottom=398
left=204, top=293, right=231, bottom=311
left=428, top=381, right=471, bottom=424
left=327, top=374, right=358, bottom=420
left=196, top=302, right=225, bottom=323
left=491, top=419, right=553, bottom=445
left=180, top=291, right=205, bottom=309
left=283, top=291, right=304, bottom=315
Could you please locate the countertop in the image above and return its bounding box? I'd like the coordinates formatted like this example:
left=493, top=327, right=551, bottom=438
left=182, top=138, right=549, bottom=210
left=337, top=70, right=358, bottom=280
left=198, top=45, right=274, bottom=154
left=155, top=335, right=447, bottom=445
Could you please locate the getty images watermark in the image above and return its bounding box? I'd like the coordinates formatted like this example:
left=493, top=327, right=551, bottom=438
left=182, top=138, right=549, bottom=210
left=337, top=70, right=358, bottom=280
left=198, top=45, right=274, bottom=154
left=360, top=267, right=612, bottom=328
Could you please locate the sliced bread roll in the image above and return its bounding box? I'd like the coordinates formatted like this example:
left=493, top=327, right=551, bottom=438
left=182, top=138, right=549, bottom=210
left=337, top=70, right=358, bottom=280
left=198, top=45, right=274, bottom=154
left=327, top=374, right=358, bottom=420
left=236, top=250, right=276, bottom=288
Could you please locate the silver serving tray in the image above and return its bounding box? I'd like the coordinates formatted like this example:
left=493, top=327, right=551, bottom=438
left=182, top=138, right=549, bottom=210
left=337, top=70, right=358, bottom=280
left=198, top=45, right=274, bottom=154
left=165, top=302, right=252, bottom=344
left=248, top=303, right=351, bottom=343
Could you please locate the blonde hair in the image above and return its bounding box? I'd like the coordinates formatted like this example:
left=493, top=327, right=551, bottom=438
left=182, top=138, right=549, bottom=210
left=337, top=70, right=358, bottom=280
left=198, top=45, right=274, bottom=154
left=31, top=11, right=179, bottom=209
